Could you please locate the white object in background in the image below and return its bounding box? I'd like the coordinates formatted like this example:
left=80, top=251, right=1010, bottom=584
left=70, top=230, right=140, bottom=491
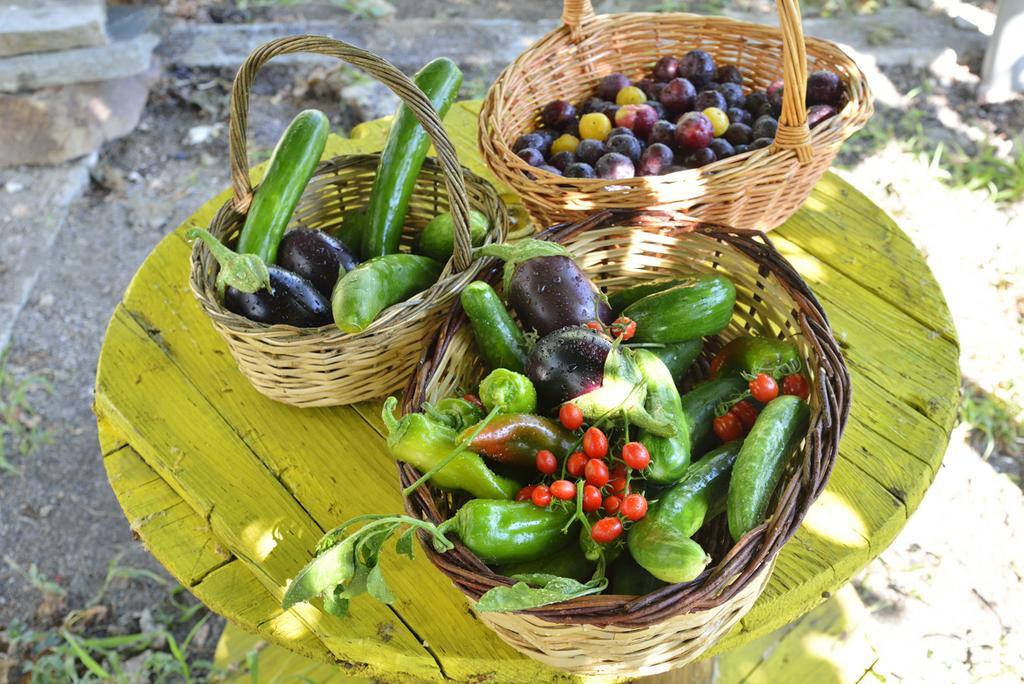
left=978, top=0, right=1024, bottom=103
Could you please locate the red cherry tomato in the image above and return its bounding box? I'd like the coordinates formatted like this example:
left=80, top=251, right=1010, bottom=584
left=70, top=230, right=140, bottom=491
left=566, top=451, right=588, bottom=478
left=749, top=373, right=779, bottom=403
left=710, top=352, right=726, bottom=376
left=584, top=458, right=610, bottom=488
left=603, top=495, right=621, bottom=514
left=620, top=493, right=648, bottom=521
left=535, top=449, right=558, bottom=475
left=530, top=485, right=552, bottom=507
left=585, top=321, right=604, bottom=332
left=463, top=393, right=484, bottom=409
left=610, top=316, right=637, bottom=341
left=550, top=479, right=577, bottom=501
left=621, top=442, right=650, bottom=470
left=713, top=412, right=743, bottom=442
left=582, top=485, right=602, bottom=513
left=559, top=403, right=585, bottom=431
left=583, top=427, right=609, bottom=459
left=730, top=400, right=758, bottom=431
left=591, top=516, right=624, bottom=543
left=782, top=373, right=810, bottom=400
left=515, top=485, right=536, bottom=502
left=608, top=463, right=629, bottom=497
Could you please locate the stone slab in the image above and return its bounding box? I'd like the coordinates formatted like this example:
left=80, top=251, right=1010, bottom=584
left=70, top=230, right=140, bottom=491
left=0, top=33, right=158, bottom=93
left=0, top=0, right=108, bottom=58
left=0, top=159, right=90, bottom=352
left=0, top=71, right=154, bottom=167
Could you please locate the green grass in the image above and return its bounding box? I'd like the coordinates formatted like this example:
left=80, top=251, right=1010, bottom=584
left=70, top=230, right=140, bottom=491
left=960, top=382, right=1024, bottom=461
left=1, top=555, right=226, bottom=683
left=0, top=348, right=53, bottom=475
left=841, top=99, right=1024, bottom=205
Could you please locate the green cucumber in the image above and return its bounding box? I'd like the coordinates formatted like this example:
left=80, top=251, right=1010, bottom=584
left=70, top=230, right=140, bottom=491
left=608, top=277, right=690, bottom=315
left=712, top=336, right=801, bottom=379
left=621, top=275, right=736, bottom=344
left=417, top=209, right=489, bottom=262
left=362, top=58, right=463, bottom=258
left=237, top=109, right=329, bottom=264
left=727, top=395, right=810, bottom=541
left=627, top=441, right=741, bottom=583
left=331, top=254, right=441, bottom=333
left=460, top=281, right=530, bottom=373
left=646, top=339, right=703, bottom=387
left=680, top=376, right=747, bottom=454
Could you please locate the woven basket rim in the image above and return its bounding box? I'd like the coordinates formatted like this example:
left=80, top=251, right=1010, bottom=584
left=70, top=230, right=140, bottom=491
left=398, top=208, right=852, bottom=628
left=188, top=153, right=506, bottom=342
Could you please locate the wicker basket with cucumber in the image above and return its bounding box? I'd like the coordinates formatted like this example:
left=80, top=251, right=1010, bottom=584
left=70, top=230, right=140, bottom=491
left=187, top=36, right=508, bottom=407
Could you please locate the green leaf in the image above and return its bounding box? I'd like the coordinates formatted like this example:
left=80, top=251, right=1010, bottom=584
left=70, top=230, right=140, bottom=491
left=366, top=564, right=396, bottom=604
left=396, top=528, right=415, bottom=559
left=357, top=524, right=397, bottom=566
left=475, top=576, right=608, bottom=612
left=322, top=586, right=349, bottom=617
left=282, top=537, right=356, bottom=610
left=344, top=563, right=370, bottom=599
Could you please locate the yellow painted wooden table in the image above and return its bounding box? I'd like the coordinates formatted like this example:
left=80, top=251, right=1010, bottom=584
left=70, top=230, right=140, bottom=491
left=94, top=101, right=959, bottom=682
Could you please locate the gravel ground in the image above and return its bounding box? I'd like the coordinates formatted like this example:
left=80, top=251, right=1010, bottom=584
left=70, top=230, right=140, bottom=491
left=2, top=1, right=1022, bottom=680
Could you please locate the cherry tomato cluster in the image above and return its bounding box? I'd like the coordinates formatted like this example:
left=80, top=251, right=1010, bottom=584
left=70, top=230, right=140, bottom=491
left=584, top=316, right=637, bottom=342
left=712, top=370, right=811, bottom=442
left=523, top=421, right=652, bottom=545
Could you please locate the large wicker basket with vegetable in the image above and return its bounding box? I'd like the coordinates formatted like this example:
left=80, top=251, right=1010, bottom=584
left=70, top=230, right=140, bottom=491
left=284, top=209, right=850, bottom=677
left=478, top=0, right=872, bottom=229
left=188, top=36, right=508, bottom=407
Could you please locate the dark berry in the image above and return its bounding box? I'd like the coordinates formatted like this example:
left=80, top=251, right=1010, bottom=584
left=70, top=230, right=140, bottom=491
left=695, top=90, right=727, bottom=111
left=684, top=147, right=716, bottom=168
left=716, top=65, right=743, bottom=84
left=517, top=148, right=545, bottom=166
left=563, top=117, right=581, bottom=137
left=597, top=73, right=631, bottom=101
left=724, top=122, right=752, bottom=145
left=634, top=78, right=658, bottom=99
left=607, top=134, right=643, bottom=163
left=709, top=138, right=736, bottom=159
left=533, top=129, right=555, bottom=155
left=609, top=126, right=636, bottom=139
left=674, top=111, right=714, bottom=150
left=550, top=151, right=576, bottom=171
left=513, top=133, right=545, bottom=153
left=750, top=137, right=773, bottom=150
left=638, top=143, right=674, bottom=175
left=807, top=103, right=837, bottom=128
left=680, top=50, right=716, bottom=88
left=582, top=97, right=609, bottom=114
left=596, top=152, right=635, bottom=179
left=716, top=82, right=745, bottom=109
left=752, top=115, right=778, bottom=140
left=806, top=70, right=843, bottom=107
left=647, top=120, right=676, bottom=147
left=745, top=91, right=769, bottom=116
left=542, top=100, right=577, bottom=130
left=564, top=162, right=596, bottom=178
left=662, top=164, right=686, bottom=175
left=734, top=143, right=750, bottom=154
left=727, top=107, right=752, bottom=125
left=536, top=164, right=562, bottom=175
left=653, top=56, right=681, bottom=82
left=767, top=79, right=785, bottom=96
left=576, top=138, right=606, bottom=165
left=660, top=77, right=697, bottom=114
left=599, top=102, right=620, bottom=122
left=647, top=99, right=667, bottom=120
left=768, top=89, right=783, bottom=118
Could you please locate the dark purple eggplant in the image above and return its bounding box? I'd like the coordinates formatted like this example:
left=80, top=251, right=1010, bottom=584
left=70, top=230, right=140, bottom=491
left=479, top=240, right=612, bottom=337
left=225, top=265, right=332, bottom=327
left=527, top=326, right=612, bottom=409
left=526, top=326, right=676, bottom=436
left=277, top=228, right=359, bottom=298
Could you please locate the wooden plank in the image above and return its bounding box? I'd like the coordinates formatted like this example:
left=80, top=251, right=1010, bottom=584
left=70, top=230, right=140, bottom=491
left=94, top=312, right=442, bottom=682
left=775, top=174, right=957, bottom=344
left=111, top=233, right=568, bottom=682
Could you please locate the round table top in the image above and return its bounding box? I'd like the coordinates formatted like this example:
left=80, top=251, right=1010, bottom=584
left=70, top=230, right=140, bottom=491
left=94, top=101, right=959, bottom=682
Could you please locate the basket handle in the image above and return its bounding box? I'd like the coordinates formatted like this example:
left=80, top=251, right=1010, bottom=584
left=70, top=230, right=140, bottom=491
left=227, top=35, right=475, bottom=270
left=560, top=0, right=813, bottom=163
